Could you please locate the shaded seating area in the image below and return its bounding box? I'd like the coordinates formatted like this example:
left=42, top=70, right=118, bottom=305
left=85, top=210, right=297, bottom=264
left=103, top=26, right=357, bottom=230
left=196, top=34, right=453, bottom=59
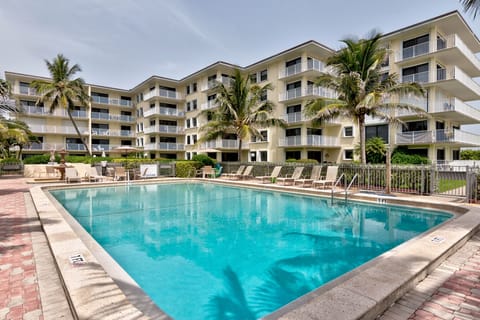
left=277, top=166, right=304, bottom=186
left=255, top=166, right=282, bottom=184
left=294, top=165, right=322, bottom=188
left=313, top=165, right=339, bottom=189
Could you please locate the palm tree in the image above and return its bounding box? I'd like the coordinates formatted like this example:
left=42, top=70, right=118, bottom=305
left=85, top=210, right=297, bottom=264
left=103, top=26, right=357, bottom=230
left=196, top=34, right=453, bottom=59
left=0, top=79, right=20, bottom=112
left=198, top=69, right=285, bottom=161
left=0, top=117, right=35, bottom=159
left=31, top=54, right=91, bottom=155
left=460, top=0, right=480, bottom=18
left=304, top=32, right=425, bottom=164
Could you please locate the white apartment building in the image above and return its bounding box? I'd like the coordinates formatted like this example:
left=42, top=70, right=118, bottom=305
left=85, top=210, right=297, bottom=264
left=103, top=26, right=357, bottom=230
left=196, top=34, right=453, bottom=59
left=5, top=11, right=480, bottom=163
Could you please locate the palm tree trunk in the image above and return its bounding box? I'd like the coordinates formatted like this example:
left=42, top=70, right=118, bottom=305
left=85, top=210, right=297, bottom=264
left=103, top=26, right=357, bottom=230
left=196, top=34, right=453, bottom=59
left=359, top=115, right=366, bottom=164
left=238, top=139, right=242, bottom=162
left=67, top=104, right=91, bottom=156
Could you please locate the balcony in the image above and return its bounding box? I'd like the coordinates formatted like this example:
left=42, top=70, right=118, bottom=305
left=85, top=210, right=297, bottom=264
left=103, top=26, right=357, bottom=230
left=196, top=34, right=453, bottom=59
left=144, top=143, right=184, bottom=151
left=91, top=96, right=132, bottom=107
left=201, top=139, right=249, bottom=150
left=143, top=89, right=183, bottom=101
left=396, top=42, right=430, bottom=62
left=143, top=107, right=184, bottom=118
left=278, top=59, right=326, bottom=79
left=144, top=125, right=184, bottom=134
left=91, top=112, right=135, bottom=122
left=14, top=86, right=37, bottom=96
left=200, top=101, right=218, bottom=110
left=396, top=129, right=480, bottom=146
left=278, top=135, right=339, bottom=147
left=401, top=71, right=429, bottom=84
left=29, top=125, right=88, bottom=135
left=432, top=97, right=480, bottom=124
left=91, top=129, right=135, bottom=137
left=66, top=143, right=87, bottom=151
left=284, top=112, right=305, bottom=123
left=437, top=66, right=480, bottom=101
left=279, top=86, right=336, bottom=102
left=92, top=144, right=111, bottom=152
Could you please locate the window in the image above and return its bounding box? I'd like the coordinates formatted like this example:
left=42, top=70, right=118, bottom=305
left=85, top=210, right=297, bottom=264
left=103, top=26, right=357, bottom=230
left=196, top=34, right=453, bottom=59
left=150, top=103, right=155, bottom=109
left=192, top=82, right=197, bottom=92
left=186, top=119, right=191, bottom=128
left=260, top=151, right=267, bottom=162
left=186, top=102, right=191, bottom=112
left=366, top=124, right=389, bottom=143
left=452, top=150, right=460, bottom=160
left=187, top=136, right=191, bottom=144
left=192, top=117, right=197, bottom=127
left=286, top=57, right=301, bottom=67
left=285, top=151, right=301, bottom=160
left=150, top=137, right=156, bottom=143
left=403, top=34, right=429, bottom=59
left=287, top=105, right=301, bottom=114
left=186, top=85, right=190, bottom=95
left=260, top=130, right=268, bottom=141
left=250, top=73, right=257, bottom=83
left=160, top=137, right=176, bottom=143
left=403, top=120, right=427, bottom=132
left=260, top=89, right=267, bottom=102
left=402, top=63, right=429, bottom=83
left=159, top=120, right=176, bottom=126
left=150, top=120, right=156, bottom=126
left=344, top=126, right=353, bottom=137
left=192, top=135, right=197, bottom=144
left=307, top=128, right=322, bottom=135
left=19, top=82, right=30, bottom=94
left=260, top=69, right=267, bottom=82
left=186, top=152, right=191, bottom=160
left=286, top=128, right=301, bottom=136
left=286, top=81, right=301, bottom=90
left=344, top=149, right=353, bottom=160
left=192, top=99, right=197, bottom=110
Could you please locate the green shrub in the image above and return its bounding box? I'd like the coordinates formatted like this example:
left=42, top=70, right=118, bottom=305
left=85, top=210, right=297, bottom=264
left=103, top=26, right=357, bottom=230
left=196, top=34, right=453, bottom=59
left=192, top=154, right=216, bottom=167
left=23, top=154, right=53, bottom=164
left=175, top=161, right=201, bottom=177
left=460, top=149, right=480, bottom=160
left=111, top=158, right=164, bottom=169
left=391, top=151, right=430, bottom=164
left=0, top=157, right=22, bottom=164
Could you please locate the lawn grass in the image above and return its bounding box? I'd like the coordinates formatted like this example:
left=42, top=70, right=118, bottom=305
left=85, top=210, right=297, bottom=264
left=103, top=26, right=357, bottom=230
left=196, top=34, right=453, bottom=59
left=438, top=179, right=466, bottom=193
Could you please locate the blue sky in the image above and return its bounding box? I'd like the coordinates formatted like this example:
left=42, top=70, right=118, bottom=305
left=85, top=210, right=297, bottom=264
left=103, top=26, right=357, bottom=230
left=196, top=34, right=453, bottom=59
left=1, top=0, right=478, bottom=89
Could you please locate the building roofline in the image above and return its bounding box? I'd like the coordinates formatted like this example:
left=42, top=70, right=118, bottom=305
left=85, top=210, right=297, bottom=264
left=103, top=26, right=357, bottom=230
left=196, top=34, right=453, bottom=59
left=382, top=10, right=480, bottom=45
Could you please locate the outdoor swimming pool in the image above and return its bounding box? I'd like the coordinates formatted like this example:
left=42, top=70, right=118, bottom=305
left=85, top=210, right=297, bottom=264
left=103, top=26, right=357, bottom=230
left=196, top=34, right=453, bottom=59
left=50, top=182, right=452, bottom=320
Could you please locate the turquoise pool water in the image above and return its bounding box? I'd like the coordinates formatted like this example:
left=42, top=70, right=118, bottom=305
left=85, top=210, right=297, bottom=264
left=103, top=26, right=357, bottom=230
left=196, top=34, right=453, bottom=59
left=50, top=183, right=451, bottom=320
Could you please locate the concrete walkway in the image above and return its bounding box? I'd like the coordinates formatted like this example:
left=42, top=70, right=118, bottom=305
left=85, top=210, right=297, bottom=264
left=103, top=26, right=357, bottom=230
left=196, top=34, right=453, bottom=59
left=0, top=176, right=479, bottom=320
left=0, top=176, right=72, bottom=320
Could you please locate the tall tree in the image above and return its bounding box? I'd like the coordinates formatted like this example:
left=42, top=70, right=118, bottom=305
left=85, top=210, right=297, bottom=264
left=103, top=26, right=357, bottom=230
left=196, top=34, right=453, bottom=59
left=0, top=79, right=20, bottom=112
left=460, top=0, right=480, bottom=18
left=198, top=69, right=285, bottom=161
left=304, top=32, right=425, bottom=164
left=31, top=54, right=91, bottom=155
left=0, top=117, right=35, bottom=159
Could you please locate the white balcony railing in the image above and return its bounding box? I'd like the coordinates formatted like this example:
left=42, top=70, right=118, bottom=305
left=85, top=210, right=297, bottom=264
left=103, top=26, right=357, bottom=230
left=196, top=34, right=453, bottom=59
left=200, top=101, right=218, bottom=110
left=144, top=125, right=184, bottom=134
left=14, top=86, right=37, bottom=96
left=279, top=135, right=339, bottom=147
left=279, top=86, right=336, bottom=101
left=402, top=71, right=429, bottom=83
left=278, top=59, right=326, bottom=78
left=144, top=143, right=184, bottom=151
left=283, top=112, right=305, bottom=123
left=21, top=105, right=87, bottom=118
left=397, top=41, right=430, bottom=61
left=29, top=125, right=88, bottom=135
left=91, top=96, right=132, bottom=107
left=143, top=89, right=183, bottom=101
left=201, top=139, right=249, bottom=150
left=143, top=107, right=184, bottom=117
left=396, top=129, right=480, bottom=146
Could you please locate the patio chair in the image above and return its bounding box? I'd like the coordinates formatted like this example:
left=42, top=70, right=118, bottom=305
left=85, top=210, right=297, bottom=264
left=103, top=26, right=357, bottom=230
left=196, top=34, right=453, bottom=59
left=277, top=167, right=304, bottom=186
left=313, top=166, right=339, bottom=189
left=255, top=166, right=282, bottom=184
left=114, top=167, right=127, bottom=181
left=294, top=165, right=322, bottom=188
left=233, top=165, right=253, bottom=180
left=202, top=165, right=215, bottom=178
left=65, top=167, right=81, bottom=183
left=46, top=166, right=59, bottom=178
left=223, top=165, right=245, bottom=179
left=86, top=166, right=103, bottom=182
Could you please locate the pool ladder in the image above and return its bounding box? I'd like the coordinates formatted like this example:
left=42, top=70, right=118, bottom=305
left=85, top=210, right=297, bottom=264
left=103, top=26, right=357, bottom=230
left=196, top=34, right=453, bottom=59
left=331, top=173, right=358, bottom=204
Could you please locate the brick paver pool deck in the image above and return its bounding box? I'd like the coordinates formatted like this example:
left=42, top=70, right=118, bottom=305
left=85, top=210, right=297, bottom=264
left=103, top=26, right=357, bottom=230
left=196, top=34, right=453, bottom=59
left=0, top=175, right=479, bottom=319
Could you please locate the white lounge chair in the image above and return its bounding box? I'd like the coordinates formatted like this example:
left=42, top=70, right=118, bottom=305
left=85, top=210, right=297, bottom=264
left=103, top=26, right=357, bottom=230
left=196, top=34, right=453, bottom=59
left=223, top=165, right=245, bottom=179
left=232, top=165, right=253, bottom=180
left=277, top=167, right=304, bottom=186
left=313, top=166, right=339, bottom=189
left=86, top=166, right=103, bottom=182
left=114, top=167, right=127, bottom=181
left=294, top=165, right=322, bottom=188
left=255, top=166, right=282, bottom=184
left=65, top=167, right=81, bottom=183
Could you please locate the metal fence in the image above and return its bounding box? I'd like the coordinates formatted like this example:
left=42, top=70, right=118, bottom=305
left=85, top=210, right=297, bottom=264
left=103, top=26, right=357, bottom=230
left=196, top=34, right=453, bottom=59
left=220, top=162, right=479, bottom=203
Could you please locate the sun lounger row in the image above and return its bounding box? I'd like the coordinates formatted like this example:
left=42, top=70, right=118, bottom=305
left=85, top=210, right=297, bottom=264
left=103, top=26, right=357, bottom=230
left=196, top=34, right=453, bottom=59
left=219, top=165, right=339, bottom=189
